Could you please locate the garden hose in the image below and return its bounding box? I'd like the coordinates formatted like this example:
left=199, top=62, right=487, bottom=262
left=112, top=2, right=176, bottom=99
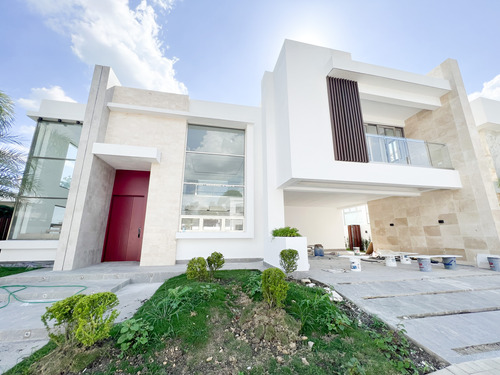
left=0, top=284, right=88, bottom=309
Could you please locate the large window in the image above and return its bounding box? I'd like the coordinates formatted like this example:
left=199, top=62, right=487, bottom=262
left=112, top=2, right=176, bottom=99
left=180, top=125, right=245, bottom=232
left=9, top=120, right=82, bottom=240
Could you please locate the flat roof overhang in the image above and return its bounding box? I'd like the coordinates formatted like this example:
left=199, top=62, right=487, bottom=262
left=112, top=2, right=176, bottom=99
left=327, top=59, right=452, bottom=126
left=92, top=143, right=161, bottom=171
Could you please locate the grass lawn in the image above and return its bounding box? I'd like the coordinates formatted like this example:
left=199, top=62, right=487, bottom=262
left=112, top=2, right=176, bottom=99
left=0, top=266, right=38, bottom=278
left=6, top=269, right=444, bottom=375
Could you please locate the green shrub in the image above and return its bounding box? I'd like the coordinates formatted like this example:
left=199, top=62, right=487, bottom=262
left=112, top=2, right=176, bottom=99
left=207, top=251, right=225, bottom=278
left=74, top=292, right=119, bottom=346
left=41, top=294, right=85, bottom=345
left=261, top=268, right=289, bottom=308
left=272, top=226, right=301, bottom=237
left=186, top=257, right=209, bottom=281
left=42, top=292, right=119, bottom=347
left=117, top=318, right=153, bottom=354
left=242, top=271, right=262, bottom=300
left=279, top=249, right=299, bottom=275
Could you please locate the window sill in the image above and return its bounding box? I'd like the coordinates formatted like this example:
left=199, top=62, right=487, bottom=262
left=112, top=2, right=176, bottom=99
left=176, top=231, right=253, bottom=239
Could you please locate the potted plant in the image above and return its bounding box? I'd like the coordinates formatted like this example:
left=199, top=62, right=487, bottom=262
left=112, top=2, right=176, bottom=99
left=266, top=227, right=309, bottom=271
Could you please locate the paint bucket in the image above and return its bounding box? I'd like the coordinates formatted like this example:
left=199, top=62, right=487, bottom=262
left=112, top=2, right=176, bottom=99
left=442, top=257, right=457, bottom=270
left=353, top=247, right=360, bottom=255
left=385, top=255, right=397, bottom=267
left=314, top=246, right=324, bottom=257
left=350, top=258, right=361, bottom=272
left=400, top=255, right=411, bottom=265
left=418, top=258, right=432, bottom=272
left=488, top=257, right=500, bottom=272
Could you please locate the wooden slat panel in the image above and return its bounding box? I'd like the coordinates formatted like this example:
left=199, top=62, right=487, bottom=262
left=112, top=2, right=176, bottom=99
left=327, top=77, right=369, bottom=162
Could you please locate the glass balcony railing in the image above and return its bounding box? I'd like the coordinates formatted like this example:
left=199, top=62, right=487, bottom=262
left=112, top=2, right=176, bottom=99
left=365, top=134, right=453, bottom=169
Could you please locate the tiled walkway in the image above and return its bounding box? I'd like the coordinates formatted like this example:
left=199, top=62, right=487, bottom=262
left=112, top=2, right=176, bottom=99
left=429, top=357, right=500, bottom=374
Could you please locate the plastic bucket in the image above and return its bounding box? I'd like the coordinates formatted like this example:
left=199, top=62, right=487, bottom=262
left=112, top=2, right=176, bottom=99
left=400, top=255, right=411, bottom=265
left=418, top=258, right=432, bottom=272
left=385, top=255, right=397, bottom=267
left=353, top=247, right=360, bottom=255
left=314, top=247, right=324, bottom=257
left=350, top=258, right=361, bottom=272
left=488, top=257, right=500, bottom=272
left=442, top=257, right=457, bottom=270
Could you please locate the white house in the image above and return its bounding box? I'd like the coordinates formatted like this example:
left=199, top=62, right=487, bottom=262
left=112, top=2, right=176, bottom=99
left=1, top=40, right=499, bottom=270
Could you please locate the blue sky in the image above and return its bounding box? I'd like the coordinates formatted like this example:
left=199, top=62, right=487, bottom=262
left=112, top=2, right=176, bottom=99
left=2, top=0, right=500, bottom=150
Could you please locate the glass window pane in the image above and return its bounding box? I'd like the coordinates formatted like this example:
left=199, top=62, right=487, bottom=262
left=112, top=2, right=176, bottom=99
left=187, top=125, right=244, bottom=155
left=60, top=160, right=75, bottom=189
left=184, top=153, right=244, bottom=185
left=182, top=186, right=244, bottom=216
left=366, top=125, right=377, bottom=135
left=203, top=218, right=222, bottom=231
left=9, top=198, right=67, bottom=240
left=181, top=218, right=200, bottom=231
left=32, top=121, right=82, bottom=159
left=384, top=128, right=395, bottom=137
left=21, top=158, right=71, bottom=198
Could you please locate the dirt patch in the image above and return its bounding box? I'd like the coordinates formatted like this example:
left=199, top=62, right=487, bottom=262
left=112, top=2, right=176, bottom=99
left=153, top=291, right=309, bottom=374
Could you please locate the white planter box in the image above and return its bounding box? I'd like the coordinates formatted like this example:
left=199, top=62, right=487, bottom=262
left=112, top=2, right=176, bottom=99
left=265, top=236, right=310, bottom=272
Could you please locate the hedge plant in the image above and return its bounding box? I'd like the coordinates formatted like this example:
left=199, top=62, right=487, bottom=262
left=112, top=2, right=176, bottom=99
left=186, top=257, right=209, bottom=281
left=280, top=249, right=299, bottom=276
left=272, top=226, right=301, bottom=237
left=261, top=268, right=289, bottom=308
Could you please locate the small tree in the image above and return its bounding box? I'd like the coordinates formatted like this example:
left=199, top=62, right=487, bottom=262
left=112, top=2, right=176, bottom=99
left=261, top=268, right=289, bottom=308
left=207, top=251, right=225, bottom=279
left=280, top=249, right=299, bottom=276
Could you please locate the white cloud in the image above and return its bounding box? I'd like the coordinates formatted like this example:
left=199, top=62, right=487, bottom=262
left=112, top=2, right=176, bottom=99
left=17, top=86, right=76, bottom=111
left=469, top=74, right=500, bottom=101
left=26, top=0, right=187, bottom=94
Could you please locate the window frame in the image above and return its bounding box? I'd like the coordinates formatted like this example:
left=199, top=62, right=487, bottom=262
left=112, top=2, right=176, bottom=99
left=177, top=123, right=253, bottom=238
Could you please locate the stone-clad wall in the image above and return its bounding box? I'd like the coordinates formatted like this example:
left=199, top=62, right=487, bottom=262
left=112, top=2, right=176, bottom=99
left=106, top=87, right=189, bottom=266
left=368, top=59, right=500, bottom=262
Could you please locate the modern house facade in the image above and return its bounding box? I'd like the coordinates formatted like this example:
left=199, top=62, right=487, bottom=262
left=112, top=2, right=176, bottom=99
left=1, top=40, right=499, bottom=270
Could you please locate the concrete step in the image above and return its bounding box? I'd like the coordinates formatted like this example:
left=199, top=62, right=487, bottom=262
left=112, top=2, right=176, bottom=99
left=0, top=268, right=184, bottom=285
left=0, top=278, right=131, bottom=303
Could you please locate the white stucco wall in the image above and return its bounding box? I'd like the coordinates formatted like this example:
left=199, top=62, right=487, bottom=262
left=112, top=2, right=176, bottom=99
left=264, top=40, right=460, bottom=191
left=284, top=206, right=345, bottom=249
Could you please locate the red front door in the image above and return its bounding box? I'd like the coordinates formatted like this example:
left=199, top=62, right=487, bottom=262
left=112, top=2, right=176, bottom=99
left=103, top=170, right=150, bottom=262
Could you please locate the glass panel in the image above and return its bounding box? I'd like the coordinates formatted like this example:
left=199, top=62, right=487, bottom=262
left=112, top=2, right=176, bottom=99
left=184, top=153, right=244, bottom=185
left=366, top=125, right=377, bottom=135
left=187, top=125, right=244, bottom=155
left=383, top=128, right=395, bottom=137
left=395, top=128, right=403, bottom=138
left=366, top=134, right=387, bottom=163
left=32, top=121, right=82, bottom=159
left=428, top=143, right=453, bottom=169
left=407, top=140, right=430, bottom=167
left=366, top=134, right=452, bottom=169
left=181, top=218, right=200, bottom=231
left=9, top=198, right=67, bottom=240
left=203, top=218, right=222, bottom=231
left=182, top=186, right=244, bottom=216
left=20, top=158, right=71, bottom=198
left=225, top=219, right=244, bottom=231
left=60, top=160, right=75, bottom=189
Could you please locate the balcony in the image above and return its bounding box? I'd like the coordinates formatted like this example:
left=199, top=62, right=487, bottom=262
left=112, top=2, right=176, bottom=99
left=365, top=134, right=452, bottom=169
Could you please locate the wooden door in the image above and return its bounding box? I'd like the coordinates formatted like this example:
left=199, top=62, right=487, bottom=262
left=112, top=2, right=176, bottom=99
left=103, top=171, right=150, bottom=262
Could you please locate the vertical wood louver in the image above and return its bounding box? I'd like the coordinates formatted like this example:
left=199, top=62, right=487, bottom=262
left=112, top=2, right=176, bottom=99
left=327, top=77, right=369, bottom=162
